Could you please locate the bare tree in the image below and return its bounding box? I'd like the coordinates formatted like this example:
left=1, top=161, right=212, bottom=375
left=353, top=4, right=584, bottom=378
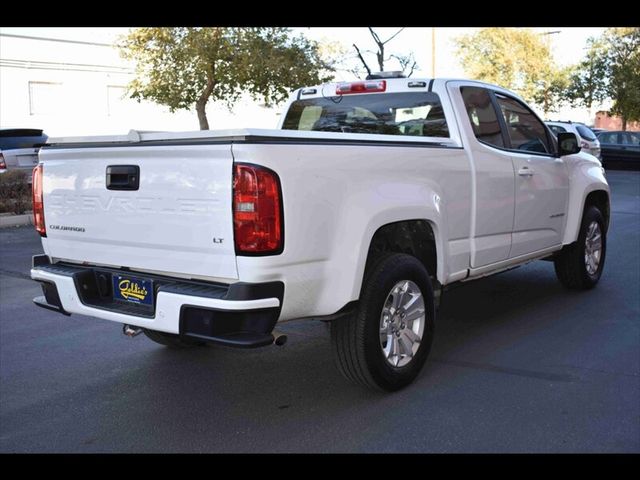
left=353, top=44, right=372, bottom=77
left=391, top=53, right=418, bottom=77
left=352, top=27, right=417, bottom=78
left=367, top=27, right=405, bottom=71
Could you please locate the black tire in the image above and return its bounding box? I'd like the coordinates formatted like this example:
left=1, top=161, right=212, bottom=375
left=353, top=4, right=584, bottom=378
left=330, top=253, right=435, bottom=392
left=143, top=329, right=205, bottom=348
left=554, top=205, right=607, bottom=290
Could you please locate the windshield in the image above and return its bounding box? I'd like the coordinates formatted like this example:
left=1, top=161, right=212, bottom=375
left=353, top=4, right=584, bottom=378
left=547, top=124, right=567, bottom=136
left=576, top=125, right=597, bottom=141
left=282, top=92, right=449, bottom=138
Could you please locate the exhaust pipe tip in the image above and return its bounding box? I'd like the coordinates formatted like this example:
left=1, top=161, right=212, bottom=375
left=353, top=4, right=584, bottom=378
left=273, top=334, right=288, bottom=346
left=123, top=324, right=143, bottom=338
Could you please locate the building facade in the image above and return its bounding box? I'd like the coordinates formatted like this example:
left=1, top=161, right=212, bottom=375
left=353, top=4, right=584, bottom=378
left=594, top=111, right=640, bottom=132
left=0, top=28, right=280, bottom=138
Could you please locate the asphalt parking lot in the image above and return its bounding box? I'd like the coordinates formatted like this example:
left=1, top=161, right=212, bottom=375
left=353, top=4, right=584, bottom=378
left=0, top=170, right=638, bottom=453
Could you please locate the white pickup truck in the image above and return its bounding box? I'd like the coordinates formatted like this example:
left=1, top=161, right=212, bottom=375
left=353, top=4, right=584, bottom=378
left=30, top=75, right=610, bottom=391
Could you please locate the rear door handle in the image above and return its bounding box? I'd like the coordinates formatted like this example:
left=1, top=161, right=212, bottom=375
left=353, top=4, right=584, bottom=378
left=518, top=167, right=535, bottom=177
left=106, top=165, right=140, bottom=191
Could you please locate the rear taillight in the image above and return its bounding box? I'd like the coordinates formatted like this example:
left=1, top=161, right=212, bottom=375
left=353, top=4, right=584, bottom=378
left=0, top=153, right=6, bottom=170
left=32, top=164, right=46, bottom=236
left=233, top=163, right=283, bottom=255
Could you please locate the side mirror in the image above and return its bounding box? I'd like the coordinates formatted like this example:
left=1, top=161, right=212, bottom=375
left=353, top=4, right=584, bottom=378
left=557, top=132, right=581, bottom=156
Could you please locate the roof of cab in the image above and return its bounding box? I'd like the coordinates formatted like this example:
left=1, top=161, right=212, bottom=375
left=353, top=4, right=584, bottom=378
left=293, top=77, right=520, bottom=100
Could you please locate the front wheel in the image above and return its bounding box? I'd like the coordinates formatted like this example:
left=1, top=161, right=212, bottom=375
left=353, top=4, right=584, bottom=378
left=330, top=253, right=435, bottom=391
left=554, top=205, right=607, bottom=289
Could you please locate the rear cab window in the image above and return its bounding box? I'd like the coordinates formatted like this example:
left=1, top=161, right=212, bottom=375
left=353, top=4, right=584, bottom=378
left=282, top=92, right=449, bottom=138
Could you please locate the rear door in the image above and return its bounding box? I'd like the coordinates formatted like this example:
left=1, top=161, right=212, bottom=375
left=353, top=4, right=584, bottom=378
left=620, top=132, right=640, bottom=161
left=597, top=132, right=620, bottom=161
left=40, top=144, right=238, bottom=281
left=492, top=92, right=569, bottom=258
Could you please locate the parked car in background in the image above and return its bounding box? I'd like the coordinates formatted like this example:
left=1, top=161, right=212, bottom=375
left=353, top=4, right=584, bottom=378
left=596, top=130, right=640, bottom=168
left=0, top=129, right=48, bottom=182
left=546, top=121, right=601, bottom=160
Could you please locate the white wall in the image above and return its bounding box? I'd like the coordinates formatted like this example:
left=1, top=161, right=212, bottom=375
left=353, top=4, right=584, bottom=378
left=0, top=28, right=281, bottom=137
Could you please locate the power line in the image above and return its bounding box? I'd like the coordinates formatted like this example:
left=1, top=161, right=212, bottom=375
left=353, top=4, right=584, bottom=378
left=0, top=33, right=116, bottom=47
left=0, top=58, right=133, bottom=74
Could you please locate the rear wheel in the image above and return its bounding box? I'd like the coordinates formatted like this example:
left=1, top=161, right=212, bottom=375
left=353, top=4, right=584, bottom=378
left=143, top=329, right=205, bottom=348
left=330, top=253, right=435, bottom=391
left=554, top=205, right=607, bottom=289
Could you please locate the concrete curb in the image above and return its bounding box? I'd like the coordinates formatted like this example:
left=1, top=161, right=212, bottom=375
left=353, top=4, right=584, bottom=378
left=0, top=213, right=33, bottom=228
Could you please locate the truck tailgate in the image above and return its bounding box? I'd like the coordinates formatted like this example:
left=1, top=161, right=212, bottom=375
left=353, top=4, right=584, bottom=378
left=40, top=144, right=237, bottom=281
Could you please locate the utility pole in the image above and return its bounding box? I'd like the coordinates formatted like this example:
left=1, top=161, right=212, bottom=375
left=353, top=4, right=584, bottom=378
left=538, top=30, right=561, bottom=117
left=539, top=30, right=561, bottom=49
left=431, top=27, right=436, bottom=78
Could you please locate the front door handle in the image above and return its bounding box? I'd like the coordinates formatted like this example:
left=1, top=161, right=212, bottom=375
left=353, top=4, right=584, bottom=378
left=518, top=166, right=535, bottom=177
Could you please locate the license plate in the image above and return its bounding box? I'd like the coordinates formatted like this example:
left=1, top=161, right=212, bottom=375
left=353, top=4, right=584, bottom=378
left=112, top=274, right=154, bottom=306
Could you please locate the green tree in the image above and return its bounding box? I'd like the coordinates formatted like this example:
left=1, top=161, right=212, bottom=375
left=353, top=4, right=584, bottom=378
left=606, top=27, right=640, bottom=130
left=119, top=27, right=333, bottom=130
left=455, top=28, right=562, bottom=113
left=533, top=66, right=572, bottom=116
left=565, top=37, right=609, bottom=116
left=567, top=28, right=640, bottom=130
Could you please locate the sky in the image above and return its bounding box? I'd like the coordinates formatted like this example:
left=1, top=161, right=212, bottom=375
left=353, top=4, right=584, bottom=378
left=0, top=27, right=609, bottom=135
left=299, top=27, right=606, bottom=79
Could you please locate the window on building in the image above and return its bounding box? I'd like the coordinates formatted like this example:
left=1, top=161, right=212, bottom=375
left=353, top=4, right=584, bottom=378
left=29, top=81, right=62, bottom=115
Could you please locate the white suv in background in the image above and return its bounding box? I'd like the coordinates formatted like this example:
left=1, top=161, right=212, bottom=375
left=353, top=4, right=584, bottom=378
left=546, top=121, right=601, bottom=160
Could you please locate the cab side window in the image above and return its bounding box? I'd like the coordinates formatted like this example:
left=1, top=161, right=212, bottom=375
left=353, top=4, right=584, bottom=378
left=461, top=87, right=505, bottom=148
left=494, top=93, right=550, bottom=154
left=598, top=132, right=617, bottom=144
left=621, top=132, right=640, bottom=146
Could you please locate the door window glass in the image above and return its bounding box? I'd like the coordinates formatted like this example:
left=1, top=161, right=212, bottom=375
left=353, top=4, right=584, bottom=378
left=461, top=87, right=504, bottom=148
left=495, top=94, right=550, bottom=154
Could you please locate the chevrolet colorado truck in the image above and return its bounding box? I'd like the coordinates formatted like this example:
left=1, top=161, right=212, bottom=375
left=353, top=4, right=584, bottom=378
left=30, top=75, right=610, bottom=391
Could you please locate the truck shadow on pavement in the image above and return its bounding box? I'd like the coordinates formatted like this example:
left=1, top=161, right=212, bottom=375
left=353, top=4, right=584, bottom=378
left=116, top=261, right=594, bottom=450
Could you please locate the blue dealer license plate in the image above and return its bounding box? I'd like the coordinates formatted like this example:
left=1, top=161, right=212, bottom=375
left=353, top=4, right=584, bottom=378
left=112, top=274, right=154, bottom=306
